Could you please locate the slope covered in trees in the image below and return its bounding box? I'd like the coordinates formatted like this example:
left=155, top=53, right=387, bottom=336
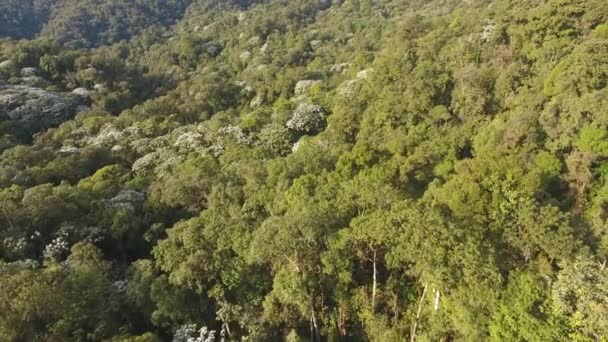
left=0, top=0, right=194, bottom=47
left=1, top=0, right=608, bottom=340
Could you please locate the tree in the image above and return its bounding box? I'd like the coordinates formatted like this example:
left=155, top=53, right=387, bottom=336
left=489, top=272, right=563, bottom=341
left=552, top=255, right=608, bottom=340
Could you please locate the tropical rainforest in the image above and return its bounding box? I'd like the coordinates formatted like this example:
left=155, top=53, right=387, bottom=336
left=0, top=0, right=607, bottom=341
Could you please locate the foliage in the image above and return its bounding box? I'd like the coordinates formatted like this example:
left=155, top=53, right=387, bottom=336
left=0, top=0, right=607, bottom=340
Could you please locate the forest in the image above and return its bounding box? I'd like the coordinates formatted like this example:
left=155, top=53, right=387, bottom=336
left=0, top=0, right=607, bottom=341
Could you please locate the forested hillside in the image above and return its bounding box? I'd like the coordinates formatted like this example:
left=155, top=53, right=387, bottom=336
left=1, top=0, right=608, bottom=341
left=0, top=0, right=193, bottom=47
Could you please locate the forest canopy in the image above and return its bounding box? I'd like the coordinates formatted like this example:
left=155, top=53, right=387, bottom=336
left=0, top=0, right=608, bottom=341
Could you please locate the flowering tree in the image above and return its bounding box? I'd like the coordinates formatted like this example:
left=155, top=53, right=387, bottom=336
left=286, top=103, right=326, bottom=135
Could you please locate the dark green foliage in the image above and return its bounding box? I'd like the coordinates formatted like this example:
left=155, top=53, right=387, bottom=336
left=0, top=0, right=58, bottom=40
left=1, top=0, right=608, bottom=340
left=0, top=0, right=193, bottom=48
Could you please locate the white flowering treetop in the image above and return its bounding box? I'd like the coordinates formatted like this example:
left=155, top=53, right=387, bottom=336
left=286, top=103, right=326, bottom=135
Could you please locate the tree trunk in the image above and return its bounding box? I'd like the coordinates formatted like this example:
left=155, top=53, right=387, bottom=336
left=434, top=289, right=440, bottom=312
left=311, top=304, right=320, bottom=342
left=223, top=322, right=231, bottom=338
left=372, top=249, right=377, bottom=314
left=310, top=315, right=314, bottom=342
left=338, top=306, right=347, bottom=336
left=410, top=283, right=428, bottom=342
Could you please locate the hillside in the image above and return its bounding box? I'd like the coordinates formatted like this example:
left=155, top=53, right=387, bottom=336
left=0, top=0, right=193, bottom=47
left=1, top=0, right=608, bottom=341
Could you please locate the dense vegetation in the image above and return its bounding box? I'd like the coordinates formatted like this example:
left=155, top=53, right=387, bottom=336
left=0, top=0, right=193, bottom=47
left=1, top=0, right=608, bottom=340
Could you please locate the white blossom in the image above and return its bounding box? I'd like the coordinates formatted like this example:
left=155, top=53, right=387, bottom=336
left=132, top=152, right=160, bottom=174
left=111, top=190, right=145, bottom=204
left=481, top=19, right=496, bottom=43
left=250, top=95, right=264, bottom=107
left=217, top=125, right=252, bottom=145
left=240, top=51, right=252, bottom=61
left=55, top=224, right=104, bottom=245
left=43, top=236, right=69, bottom=261
left=260, top=42, right=269, bottom=54
left=174, top=132, right=205, bottom=151
left=294, top=80, right=321, bottom=96
left=89, top=124, right=126, bottom=147
left=173, top=324, right=197, bottom=342
left=330, top=63, right=350, bottom=74
left=104, top=190, right=145, bottom=211
left=130, top=135, right=169, bottom=155
left=286, top=103, right=326, bottom=134
left=59, top=146, right=80, bottom=154
left=207, top=143, right=224, bottom=157
left=157, top=154, right=187, bottom=174
left=357, top=68, right=374, bottom=80
left=292, top=141, right=301, bottom=152
left=123, top=125, right=142, bottom=137
left=173, top=324, right=219, bottom=342
left=3, top=237, right=28, bottom=254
